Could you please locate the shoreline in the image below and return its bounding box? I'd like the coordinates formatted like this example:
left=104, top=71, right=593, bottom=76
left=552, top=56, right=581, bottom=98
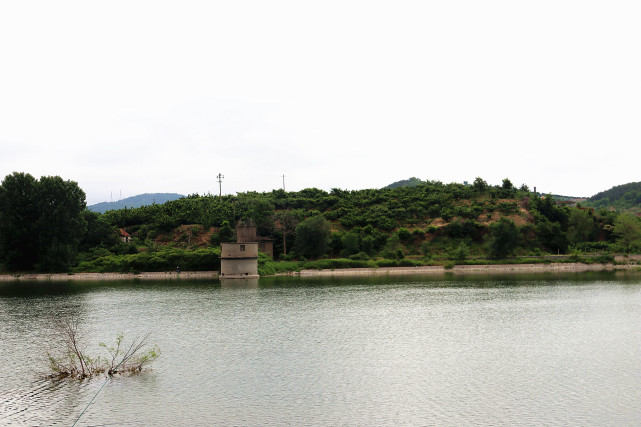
left=1, top=262, right=640, bottom=282
left=292, top=262, right=640, bottom=277
left=0, top=271, right=219, bottom=282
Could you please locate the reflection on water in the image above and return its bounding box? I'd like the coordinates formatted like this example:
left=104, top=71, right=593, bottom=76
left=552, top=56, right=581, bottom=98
left=1, top=273, right=641, bottom=425
left=220, top=278, right=260, bottom=289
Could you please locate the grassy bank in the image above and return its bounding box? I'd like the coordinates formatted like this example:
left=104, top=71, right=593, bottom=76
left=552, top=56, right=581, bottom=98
left=257, top=253, right=619, bottom=276
left=73, top=247, right=221, bottom=273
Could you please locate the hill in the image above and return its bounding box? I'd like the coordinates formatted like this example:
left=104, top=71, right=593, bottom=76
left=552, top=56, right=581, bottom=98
left=88, top=193, right=185, bottom=213
left=68, top=178, right=641, bottom=274
left=384, top=177, right=427, bottom=189
left=585, top=182, right=641, bottom=212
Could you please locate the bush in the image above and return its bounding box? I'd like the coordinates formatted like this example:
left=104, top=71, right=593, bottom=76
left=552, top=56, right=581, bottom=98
left=420, top=241, right=431, bottom=256
left=302, top=258, right=377, bottom=270
left=73, top=247, right=221, bottom=273
left=397, top=228, right=411, bottom=241
left=349, top=252, right=370, bottom=261
left=375, top=259, right=422, bottom=268
left=448, top=242, right=470, bottom=261
left=592, top=254, right=615, bottom=264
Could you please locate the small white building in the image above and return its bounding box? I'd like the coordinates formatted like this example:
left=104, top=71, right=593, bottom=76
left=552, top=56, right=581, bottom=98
left=119, top=228, right=131, bottom=243
left=219, top=242, right=259, bottom=279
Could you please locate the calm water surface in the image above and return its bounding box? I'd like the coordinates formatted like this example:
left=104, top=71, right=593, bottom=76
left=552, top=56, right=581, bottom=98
left=1, top=273, right=640, bottom=426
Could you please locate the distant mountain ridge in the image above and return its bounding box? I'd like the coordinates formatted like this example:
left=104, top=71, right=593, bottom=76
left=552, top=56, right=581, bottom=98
left=88, top=193, right=184, bottom=213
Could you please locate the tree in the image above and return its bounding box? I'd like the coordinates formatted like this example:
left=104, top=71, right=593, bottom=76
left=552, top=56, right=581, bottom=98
left=449, top=241, right=470, bottom=261
left=0, top=173, right=87, bottom=272
left=35, top=176, right=88, bottom=271
left=567, top=208, right=598, bottom=244
left=79, top=211, right=120, bottom=252
left=294, top=214, right=331, bottom=259
left=473, top=177, right=488, bottom=192
left=340, top=231, right=360, bottom=257
left=499, top=178, right=515, bottom=198
left=502, top=178, right=514, bottom=191
left=535, top=216, right=569, bottom=254
left=0, top=172, right=39, bottom=270
left=217, top=220, right=234, bottom=243
left=488, top=217, right=520, bottom=259
left=614, top=213, right=641, bottom=252
left=273, top=210, right=300, bottom=256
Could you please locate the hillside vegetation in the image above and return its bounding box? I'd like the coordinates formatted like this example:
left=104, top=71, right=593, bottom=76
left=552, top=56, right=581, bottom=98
left=3, top=173, right=640, bottom=274
left=585, top=182, right=641, bottom=214
left=72, top=177, right=640, bottom=273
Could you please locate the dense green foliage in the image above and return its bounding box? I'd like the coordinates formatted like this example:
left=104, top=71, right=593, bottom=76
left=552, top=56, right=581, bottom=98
left=3, top=173, right=641, bottom=274
left=74, top=247, right=221, bottom=273
left=488, top=218, right=520, bottom=259
left=613, top=214, right=641, bottom=252
left=586, top=182, right=641, bottom=212
left=294, top=215, right=331, bottom=259
left=0, top=173, right=87, bottom=272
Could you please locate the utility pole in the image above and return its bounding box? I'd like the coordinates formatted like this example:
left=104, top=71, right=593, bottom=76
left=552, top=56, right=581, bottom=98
left=217, top=173, right=224, bottom=199
left=282, top=174, right=286, bottom=191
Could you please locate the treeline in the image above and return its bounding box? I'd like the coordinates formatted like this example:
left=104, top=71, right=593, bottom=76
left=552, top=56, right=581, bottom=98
left=2, top=172, right=641, bottom=274
left=586, top=182, right=641, bottom=213
left=68, top=177, right=641, bottom=271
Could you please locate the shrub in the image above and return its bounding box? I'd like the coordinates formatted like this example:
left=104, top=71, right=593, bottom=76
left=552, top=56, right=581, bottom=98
left=448, top=242, right=470, bottom=261
left=397, top=228, right=411, bottom=241
left=349, top=252, right=370, bottom=261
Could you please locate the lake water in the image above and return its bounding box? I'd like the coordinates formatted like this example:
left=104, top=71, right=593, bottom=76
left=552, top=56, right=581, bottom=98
left=1, top=272, right=641, bottom=426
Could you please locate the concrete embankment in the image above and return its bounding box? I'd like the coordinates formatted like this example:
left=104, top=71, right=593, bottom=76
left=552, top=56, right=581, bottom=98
left=0, top=271, right=219, bottom=282
left=290, top=263, right=640, bottom=277
left=2, top=262, right=640, bottom=282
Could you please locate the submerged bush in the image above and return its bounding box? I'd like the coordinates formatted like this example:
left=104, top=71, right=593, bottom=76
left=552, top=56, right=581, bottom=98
left=46, top=317, right=160, bottom=379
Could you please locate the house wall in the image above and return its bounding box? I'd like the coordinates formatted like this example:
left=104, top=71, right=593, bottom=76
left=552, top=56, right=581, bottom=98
left=258, top=241, right=274, bottom=258
left=220, top=242, right=258, bottom=278
left=237, top=225, right=257, bottom=243
left=221, top=242, right=258, bottom=258
left=220, top=258, right=258, bottom=277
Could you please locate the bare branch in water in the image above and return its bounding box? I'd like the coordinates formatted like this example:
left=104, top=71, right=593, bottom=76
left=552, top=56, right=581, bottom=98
left=46, top=317, right=160, bottom=380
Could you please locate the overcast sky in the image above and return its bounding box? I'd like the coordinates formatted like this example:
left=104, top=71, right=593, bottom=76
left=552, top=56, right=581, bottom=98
left=1, top=1, right=639, bottom=205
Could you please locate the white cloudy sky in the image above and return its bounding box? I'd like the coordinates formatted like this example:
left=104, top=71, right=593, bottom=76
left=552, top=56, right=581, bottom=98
left=1, top=1, right=639, bottom=205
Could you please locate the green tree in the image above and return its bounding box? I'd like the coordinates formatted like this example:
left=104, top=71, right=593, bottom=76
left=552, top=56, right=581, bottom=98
left=567, top=209, right=598, bottom=244
left=0, top=173, right=87, bottom=272
left=473, top=177, right=488, bottom=192
left=294, top=214, right=331, bottom=259
left=499, top=178, right=515, bottom=198
left=0, top=172, right=39, bottom=270
left=340, top=231, right=360, bottom=257
left=449, top=241, right=470, bottom=261
left=79, top=210, right=120, bottom=252
left=273, top=210, right=301, bottom=256
left=218, top=220, right=235, bottom=243
left=488, top=217, right=520, bottom=259
left=614, top=213, right=641, bottom=252
left=397, top=227, right=411, bottom=241
left=535, top=217, right=569, bottom=254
